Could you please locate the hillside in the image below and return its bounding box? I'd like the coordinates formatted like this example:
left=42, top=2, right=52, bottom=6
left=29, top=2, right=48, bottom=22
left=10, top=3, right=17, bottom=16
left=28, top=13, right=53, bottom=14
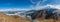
left=0, top=12, right=31, bottom=22
left=0, top=12, right=16, bottom=22
left=0, top=11, right=60, bottom=22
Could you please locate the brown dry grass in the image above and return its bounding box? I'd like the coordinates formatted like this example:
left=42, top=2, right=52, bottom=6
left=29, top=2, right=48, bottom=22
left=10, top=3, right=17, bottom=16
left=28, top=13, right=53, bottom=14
left=0, top=12, right=31, bottom=22
left=15, top=16, right=32, bottom=22
left=0, top=12, right=60, bottom=22
left=0, top=12, right=16, bottom=22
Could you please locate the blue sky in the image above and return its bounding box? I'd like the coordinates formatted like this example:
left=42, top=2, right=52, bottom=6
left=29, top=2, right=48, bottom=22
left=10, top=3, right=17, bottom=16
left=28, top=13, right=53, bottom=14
left=0, top=0, right=60, bottom=9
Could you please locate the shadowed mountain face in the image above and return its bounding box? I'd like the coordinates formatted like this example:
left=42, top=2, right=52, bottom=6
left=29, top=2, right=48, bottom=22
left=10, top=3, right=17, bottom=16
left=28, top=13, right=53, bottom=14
left=44, top=8, right=58, bottom=19
left=23, top=8, right=58, bottom=20
left=0, top=8, right=59, bottom=22
left=0, top=7, right=58, bottom=21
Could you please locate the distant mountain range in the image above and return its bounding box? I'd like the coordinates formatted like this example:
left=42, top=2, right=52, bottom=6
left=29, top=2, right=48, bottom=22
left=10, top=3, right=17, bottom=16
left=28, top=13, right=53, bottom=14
left=0, top=6, right=59, bottom=17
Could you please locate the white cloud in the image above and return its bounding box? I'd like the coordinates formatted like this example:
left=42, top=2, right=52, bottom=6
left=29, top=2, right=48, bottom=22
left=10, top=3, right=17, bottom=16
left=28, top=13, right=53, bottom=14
left=47, top=5, right=60, bottom=9
left=0, top=8, right=31, bottom=11
left=30, top=4, right=60, bottom=10
left=30, top=0, right=60, bottom=10
left=1, top=4, right=59, bottom=11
